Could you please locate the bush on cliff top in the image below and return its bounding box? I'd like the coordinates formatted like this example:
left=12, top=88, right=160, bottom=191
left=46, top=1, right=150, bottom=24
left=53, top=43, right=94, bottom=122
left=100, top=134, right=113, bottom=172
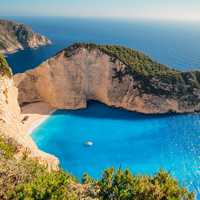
left=0, top=135, right=17, bottom=158
left=0, top=53, right=12, bottom=77
left=64, top=43, right=200, bottom=91
left=98, top=167, right=194, bottom=200
left=65, top=43, right=180, bottom=77
left=10, top=171, right=78, bottom=200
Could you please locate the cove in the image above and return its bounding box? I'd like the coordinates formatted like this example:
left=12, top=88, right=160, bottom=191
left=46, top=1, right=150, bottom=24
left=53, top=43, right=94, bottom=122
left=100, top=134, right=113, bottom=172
left=32, top=101, right=200, bottom=196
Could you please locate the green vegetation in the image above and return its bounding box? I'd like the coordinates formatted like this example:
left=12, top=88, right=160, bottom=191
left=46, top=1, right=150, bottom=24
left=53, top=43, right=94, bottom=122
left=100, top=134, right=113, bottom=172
left=63, top=43, right=200, bottom=99
left=0, top=136, right=16, bottom=158
left=64, top=43, right=182, bottom=79
left=98, top=167, right=194, bottom=200
left=11, top=172, right=78, bottom=200
left=0, top=135, right=78, bottom=200
left=0, top=53, right=12, bottom=77
left=70, top=43, right=179, bottom=77
left=0, top=136, right=194, bottom=200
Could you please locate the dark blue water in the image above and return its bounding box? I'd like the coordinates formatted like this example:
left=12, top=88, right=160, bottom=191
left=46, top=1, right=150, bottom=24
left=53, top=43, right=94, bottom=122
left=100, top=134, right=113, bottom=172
left=32, top=101, right=200, bottom=197
left=3, top=17, right=200, bottom=73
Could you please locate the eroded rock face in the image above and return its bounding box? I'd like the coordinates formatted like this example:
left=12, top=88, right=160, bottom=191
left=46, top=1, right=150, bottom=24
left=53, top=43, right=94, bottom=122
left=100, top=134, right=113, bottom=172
left=0, top=19, right=51, bottom=54
left=14, top=45, right=200, bottom=114
left=0, top=55, right=59, bottom=170
left=0, top=77, right=21, bottom=138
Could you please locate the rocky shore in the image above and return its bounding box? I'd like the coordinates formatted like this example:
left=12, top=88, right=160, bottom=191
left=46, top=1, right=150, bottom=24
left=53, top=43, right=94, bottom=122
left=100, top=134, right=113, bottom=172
left=0, top=19, right=51, bottom=54
left=0, top=54, right=59, bottom=170
left=15, top=43, right=200, bottom=114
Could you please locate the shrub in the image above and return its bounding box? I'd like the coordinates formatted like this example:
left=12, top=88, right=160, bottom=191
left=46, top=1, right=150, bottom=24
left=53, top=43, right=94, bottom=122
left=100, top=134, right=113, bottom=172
left=63, top=43, right=200, bottom=95
left=0, top=54, right=12, bottom=77
left=10, top=171, right=77, bottom=200
left=0, top=135, right=16, bottom=158
left=82, top=172, right=95, bottom=184
left=98, top=167, right=194, bottom=200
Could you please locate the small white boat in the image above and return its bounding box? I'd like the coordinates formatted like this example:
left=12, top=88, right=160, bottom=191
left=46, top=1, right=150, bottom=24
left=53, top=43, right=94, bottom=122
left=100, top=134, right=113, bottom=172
left=84, top=141, right=93, bottom=147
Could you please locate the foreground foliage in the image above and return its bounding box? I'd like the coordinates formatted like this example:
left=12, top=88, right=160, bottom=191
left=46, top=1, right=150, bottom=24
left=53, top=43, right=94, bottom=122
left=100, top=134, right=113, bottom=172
left=10, top=172, right=78, bottom=200
left=0, top=136, right=16, bottom=158
left=0, top=53, right=12, bottom=77
left=0, top=136, right=194, bottom=200
left=98, top=168, right=194, bottom=200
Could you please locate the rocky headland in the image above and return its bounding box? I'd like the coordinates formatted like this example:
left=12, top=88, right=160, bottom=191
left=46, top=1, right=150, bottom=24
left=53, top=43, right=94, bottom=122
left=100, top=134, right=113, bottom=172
left=15, top=43, right=200, bottom=114
left=0, top=19, right=51, bottom=54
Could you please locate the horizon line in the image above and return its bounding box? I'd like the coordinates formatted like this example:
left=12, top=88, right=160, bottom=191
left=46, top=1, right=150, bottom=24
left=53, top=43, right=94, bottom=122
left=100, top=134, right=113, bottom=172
left=1, top=15, right=200, bottom=23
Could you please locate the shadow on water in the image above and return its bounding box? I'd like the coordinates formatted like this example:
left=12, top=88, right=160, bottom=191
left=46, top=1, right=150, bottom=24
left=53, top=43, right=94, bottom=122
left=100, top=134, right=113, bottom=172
left=52, top=100, right=182, bottom=121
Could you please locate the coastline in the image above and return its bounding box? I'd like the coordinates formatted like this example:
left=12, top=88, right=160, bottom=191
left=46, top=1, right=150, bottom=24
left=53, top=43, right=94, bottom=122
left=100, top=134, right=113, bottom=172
left=21, top=102, right=57, bottom=136
left=0, top=48, right=20, bottom=55
left=1, top=42, right=52, bottom=56
left=0, top=101, right=61, bottom=170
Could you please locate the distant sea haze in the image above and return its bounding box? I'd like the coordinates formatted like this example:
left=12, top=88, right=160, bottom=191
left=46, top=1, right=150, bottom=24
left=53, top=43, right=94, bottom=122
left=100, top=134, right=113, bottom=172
left=4, top=17, right=200, bottom=73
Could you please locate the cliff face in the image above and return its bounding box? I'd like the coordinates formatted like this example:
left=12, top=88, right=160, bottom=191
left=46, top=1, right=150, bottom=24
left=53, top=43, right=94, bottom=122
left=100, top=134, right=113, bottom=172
left=14, top=43, right=200, bottom=114
left=0, top=76, right=21, bottom=140
left=0, top=54, right=59, bottom=170
left=0, top=54, right=20, bottom=139
left=0, top=19, right=51, bottom=54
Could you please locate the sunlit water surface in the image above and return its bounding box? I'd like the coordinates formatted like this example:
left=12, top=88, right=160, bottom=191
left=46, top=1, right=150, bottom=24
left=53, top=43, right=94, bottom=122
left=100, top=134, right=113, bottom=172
left=32, top=101, right=200, bottom=198
left=4, top=17, right=200, bottom=73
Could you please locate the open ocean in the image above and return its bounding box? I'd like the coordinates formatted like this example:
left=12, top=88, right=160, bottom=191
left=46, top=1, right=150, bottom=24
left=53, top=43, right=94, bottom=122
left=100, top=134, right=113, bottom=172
left=3, top=17, right=200, bottom=73
left=3, top=17, right=200, bottom=198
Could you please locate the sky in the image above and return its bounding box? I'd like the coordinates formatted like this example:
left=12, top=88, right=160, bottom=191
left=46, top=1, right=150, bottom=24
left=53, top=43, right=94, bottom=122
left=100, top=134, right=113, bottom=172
left=1, top=0, right=200, bottom=21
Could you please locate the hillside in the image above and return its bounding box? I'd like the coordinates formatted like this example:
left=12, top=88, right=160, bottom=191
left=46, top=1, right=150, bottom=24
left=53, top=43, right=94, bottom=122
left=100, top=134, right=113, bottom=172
left=0, top=19, right=51, bottom=54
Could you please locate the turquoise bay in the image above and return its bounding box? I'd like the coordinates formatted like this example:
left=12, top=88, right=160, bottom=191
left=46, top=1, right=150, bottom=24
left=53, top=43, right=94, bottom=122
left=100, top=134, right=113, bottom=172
left=4, top=17, right=200, bottom=197
left=32, top=101, right=200, bottom=195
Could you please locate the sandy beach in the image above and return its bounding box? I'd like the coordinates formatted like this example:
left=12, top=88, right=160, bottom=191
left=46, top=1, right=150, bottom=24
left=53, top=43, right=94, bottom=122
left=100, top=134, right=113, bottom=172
left=21, top=102, right=56, bottom=136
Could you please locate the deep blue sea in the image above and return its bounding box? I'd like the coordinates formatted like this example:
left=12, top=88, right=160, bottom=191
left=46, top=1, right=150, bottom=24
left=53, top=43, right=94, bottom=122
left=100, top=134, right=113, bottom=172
left=3, top=17, right=200, bottom=197
left=3, top=17, right=200, bottom=73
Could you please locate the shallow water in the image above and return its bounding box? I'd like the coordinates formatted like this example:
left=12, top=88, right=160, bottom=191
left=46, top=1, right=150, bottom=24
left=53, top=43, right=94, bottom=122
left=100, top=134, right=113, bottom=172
left=32, top=101, right=200, bottom=197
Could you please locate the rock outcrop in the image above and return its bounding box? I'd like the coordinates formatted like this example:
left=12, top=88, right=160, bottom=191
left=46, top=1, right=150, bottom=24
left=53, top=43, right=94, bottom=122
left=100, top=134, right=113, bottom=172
left=0, top=19, right=51, bottom=54
left=14, top=43, right=200, bottom=114
left=0, top=54, right=59, bottom=170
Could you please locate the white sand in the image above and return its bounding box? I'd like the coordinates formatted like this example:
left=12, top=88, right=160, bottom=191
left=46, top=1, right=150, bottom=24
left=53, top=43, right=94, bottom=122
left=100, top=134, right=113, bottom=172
left=21, top=102, right=56, bottom=136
